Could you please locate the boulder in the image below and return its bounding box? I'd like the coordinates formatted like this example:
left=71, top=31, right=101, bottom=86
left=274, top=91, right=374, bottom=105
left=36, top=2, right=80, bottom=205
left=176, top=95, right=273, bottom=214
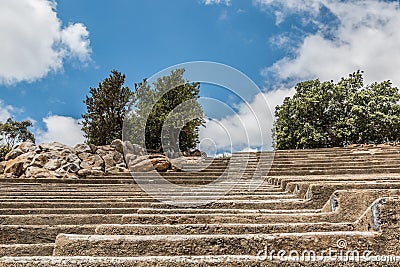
left=4, top=155, right=27, bottom=177
left=60, top=163, right=80, bottom=173
left=151, top=156, right=171, bottom=172
left=44, top=158, right=62, bottom=171
left=66, top=153, right=81, bottom=164
left=5, top=148, right=23, bottom=161
left=102, top=154, right=115, bottom=169
left=18, top=141, right=36, bottom=153
left=102, top=150, right=125, bottom=169
left=26, top=167, right=51, bottom=178
left=124, top=153, right=137, bottom=164
left=123, top=141, right=145, bottom=156
left=89, top=144, right=97, bottom=153
left=39, top=142, right=68, bottom=152
left=54, top=167, right=67, bottom=178
left=30, top=154, right=49, bottom=168
left=111, top=139, right=124, bottom=154
left=106, top=166, right=128, bottom=174
left=190, top=149, right=202, bottom=157
left=128, top=154, right=171, bottom=172
left=78, top=153, right=104, bottom=171
left=129, top=158, right=154, bottom=172
left=74, top=143, right=92, bottom=154
left=0, top=161, right=6, bottom=174
left=98, top=145, right=114, bottom=152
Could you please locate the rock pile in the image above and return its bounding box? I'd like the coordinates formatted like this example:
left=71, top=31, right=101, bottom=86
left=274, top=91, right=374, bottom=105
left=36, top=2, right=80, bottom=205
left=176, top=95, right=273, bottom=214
left=0, top=140, right=177, bottom=179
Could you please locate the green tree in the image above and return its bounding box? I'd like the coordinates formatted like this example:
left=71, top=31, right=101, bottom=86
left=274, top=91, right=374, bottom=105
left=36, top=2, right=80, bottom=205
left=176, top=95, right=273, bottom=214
left=0, top=118, right=35, bottom=160
left=273, top=71, right=400, bottom=150
left=81, top=70, right=134, bottom=145
left=125, top=68, right=205, bottom=155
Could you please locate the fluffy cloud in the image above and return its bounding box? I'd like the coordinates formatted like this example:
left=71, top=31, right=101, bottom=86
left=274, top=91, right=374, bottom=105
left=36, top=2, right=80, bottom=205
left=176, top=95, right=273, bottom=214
left=0, top=100, right=17, bottom=122
left=36, top=115, right=85, bottom=146
left=259, top=0, right=400, bottom=87
left=202, top=0, right=231, bottom=6
left=0, top=0, right=91, bottom=84
left=199, top=87, right=295, bottom=153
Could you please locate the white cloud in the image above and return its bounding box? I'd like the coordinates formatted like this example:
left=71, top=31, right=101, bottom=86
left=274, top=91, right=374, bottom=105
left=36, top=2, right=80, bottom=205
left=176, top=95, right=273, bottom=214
left=202, top=0, right=231, bottom=6
left=259, top=0, right=400, bottom=86
left=254, top=0, right=322, bottom=24
left=36, top=115, right=85, bottom=146
left=60, top=23, right=91, bottom=62
left=0, top=0, right=91, bottom=85
left=199, top=87, right=295, bottom=153
left=0, top=100, right=16, bottom=122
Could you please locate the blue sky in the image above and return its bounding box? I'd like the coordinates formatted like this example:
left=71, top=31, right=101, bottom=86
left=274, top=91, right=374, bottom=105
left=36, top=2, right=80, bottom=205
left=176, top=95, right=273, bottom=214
left=1, top=0, right=400, bottom=153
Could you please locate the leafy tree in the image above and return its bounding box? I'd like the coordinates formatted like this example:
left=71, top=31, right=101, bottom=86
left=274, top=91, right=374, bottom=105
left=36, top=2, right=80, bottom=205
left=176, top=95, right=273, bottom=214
left=273, top=71, right=400, bottom=149
left=0, top=118, right=35, bottom=160
left=81, top=70, right=134, bottom=145
left=125, top=68, right=205, bottom=155
left=0, top=118, right=35, bottom=148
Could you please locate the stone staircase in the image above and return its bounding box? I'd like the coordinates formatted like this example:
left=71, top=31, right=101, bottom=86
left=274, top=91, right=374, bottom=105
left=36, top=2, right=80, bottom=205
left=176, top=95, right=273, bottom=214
left=1, top=146, right=400, bottom=266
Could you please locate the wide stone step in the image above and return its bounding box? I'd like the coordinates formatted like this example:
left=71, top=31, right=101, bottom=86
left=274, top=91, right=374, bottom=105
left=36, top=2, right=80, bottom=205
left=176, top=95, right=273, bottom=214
left=0, top=199, right=307, bottom=214
left=0, top=214, right=124, bottom=225
left=0, top=191, right=286, bottom=199
left=268, top=167, right=400, bottom=176
left=52, top=232, right=378, bottom=257
left=135, top=208, right=320, bottom=214
left=2, top=255, right=398, bottom=267
left=148, top=199, right=308, bottom=210
left=95, top=222, right=354, bottom=235
left=269, top=175, right=400, bottom=187
left=0, top=194, right=297, bottom=202
left=0, top=225, right=96, bottom=244
left=0, top=208, right=141, bottom=215
left=0, top=244, right=54, bottom=257
left=120, top=211, right=348, bottom=225
left=290, top=181, right=400, bottom=200
left=269, top=164, right=400, bottom=171
left=0, top=202, right=157, bottom=209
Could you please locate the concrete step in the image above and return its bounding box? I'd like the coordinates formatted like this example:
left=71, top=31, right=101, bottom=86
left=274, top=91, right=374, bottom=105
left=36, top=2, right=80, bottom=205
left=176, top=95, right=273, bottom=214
left=52, top=232, right=378, bottom=257
left=2, top=255, right=398, bottom=267
left=269, top=175, right=400, bottom=188
left=135, top=208, right=320, bottom=214
left=0, top=208, right=141, bottom=215
left=0, top=244, right=54, bottom=257
left=267, top=167, right=400, bottom=176
left=0, top=214, right=124, bottom=225
left=0, top=225, right=96, bottom=244
left=95, top=222, right=354, bottom=236
left=0, top=194, right=298, bottom=202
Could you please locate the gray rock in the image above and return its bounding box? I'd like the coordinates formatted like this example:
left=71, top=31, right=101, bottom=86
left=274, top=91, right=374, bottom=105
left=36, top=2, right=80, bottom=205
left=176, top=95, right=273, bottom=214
left=60, top=163, right=80, bottom=173
left=0, top=161, right=6, bottom=174
left=125, top=153, right=137, bottom=164
left=74, top=143, right=92, bottom=154
left=39, top=142, right=68, bottom=152
left=4, top=155, right=28, bottom=177
left=18, top=141, right=36, bottom=153
left=30, top=154, right=48, bottom=168
left=128, top=154, right=171, bottom=172
left=5, top=148, right=23, bottom=161
left=44, top=158, right=62, bottom=171
left=123, top=141, right=145, bottom=156
left=26, top=167, right=51, bottom=178
left=111, top=139, right=124, bottom=153
left=78, top=153, right=104, bottom=170
left=66, top=154, right=81, bottom=164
